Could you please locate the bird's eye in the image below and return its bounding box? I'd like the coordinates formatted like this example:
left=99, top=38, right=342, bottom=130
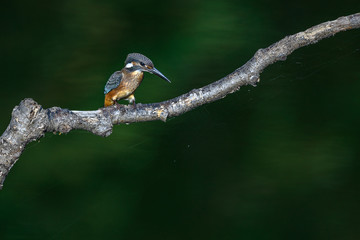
left=140, top=62, right=145, bottom=67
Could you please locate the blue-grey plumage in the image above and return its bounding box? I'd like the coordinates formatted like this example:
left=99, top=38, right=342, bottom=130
left=104, top=71, right=123, bottom=94
left=104, top=53, right=170, bottom=107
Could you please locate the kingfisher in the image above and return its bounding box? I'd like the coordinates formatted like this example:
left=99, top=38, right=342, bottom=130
left=104, top=53, right=171, bottom=107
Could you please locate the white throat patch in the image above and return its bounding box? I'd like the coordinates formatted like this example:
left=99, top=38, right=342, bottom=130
left=125, top=63, right=133, bottom=68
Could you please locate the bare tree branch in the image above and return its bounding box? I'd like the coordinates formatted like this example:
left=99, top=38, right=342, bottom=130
left=1, top=13, right=359, bottom=189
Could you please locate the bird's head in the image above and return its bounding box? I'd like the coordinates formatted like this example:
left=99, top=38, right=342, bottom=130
left=124, top=53, right=171, bottom=83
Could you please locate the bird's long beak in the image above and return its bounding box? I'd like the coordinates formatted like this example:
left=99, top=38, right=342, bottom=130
left=149, top=67, right=171, bottom=83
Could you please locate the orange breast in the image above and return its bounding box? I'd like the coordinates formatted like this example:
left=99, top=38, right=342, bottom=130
left=107, top=70, right=144, bottom=101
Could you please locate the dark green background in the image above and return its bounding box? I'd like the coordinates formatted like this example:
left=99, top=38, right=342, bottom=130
left=1, top=0, right=360, bottom=239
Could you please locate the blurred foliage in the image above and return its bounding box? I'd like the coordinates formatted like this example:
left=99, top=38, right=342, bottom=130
left=1, top=0, right=360, bottom=239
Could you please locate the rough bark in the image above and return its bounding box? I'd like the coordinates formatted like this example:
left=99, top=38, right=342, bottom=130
left=1, top=13, right=359, bottom=189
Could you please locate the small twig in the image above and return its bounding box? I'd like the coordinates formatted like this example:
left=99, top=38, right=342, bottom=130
left=0, top=13, right=359, bottom=189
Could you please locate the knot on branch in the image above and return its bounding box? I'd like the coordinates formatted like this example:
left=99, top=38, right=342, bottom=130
left=10, top=98, right=48, bottom=143
left=154, top=106, right=169, bottom=122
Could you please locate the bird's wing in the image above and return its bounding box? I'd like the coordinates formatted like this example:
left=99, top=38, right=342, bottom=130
left=104, top=71, right=123, bottom=94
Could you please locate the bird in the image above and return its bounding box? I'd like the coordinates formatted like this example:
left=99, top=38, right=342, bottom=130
left=104, top=53, right=171, bottom=107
